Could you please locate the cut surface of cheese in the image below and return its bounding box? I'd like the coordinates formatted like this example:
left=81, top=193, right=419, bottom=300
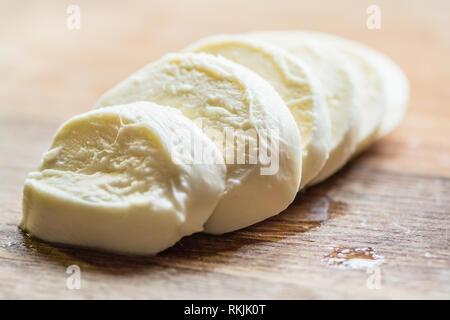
left=184, top=34, right=331, bottom=188
left=330, top=39, right=386, bottom=154
left=20, top=102, right=226, bottom=255
left=302, top=31, right=409, bottom=139
left=249, top=32, right=361, bottom=185
left=279, top=31, right=407, bottom=154
left=95, top=53, right=302, bottom=234
left=374, top=55, right=409, bottom=137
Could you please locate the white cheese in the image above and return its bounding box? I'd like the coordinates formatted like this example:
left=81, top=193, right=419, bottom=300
left=307, top=32, right=409, bottom=139
left=283, top=31, right=407, bottom=154
left=249, top=32, right=362, bottom=185
left=95, top=53, right=302, bottom=234
left=184, top=34, right=331, bottom=188
left=20, top=102, right=226, bottom=255
left=374, top=56, right=409, bottom=137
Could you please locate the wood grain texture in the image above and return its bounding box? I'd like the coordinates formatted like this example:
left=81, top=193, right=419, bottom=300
left=0, top=0, right=449, bottom=299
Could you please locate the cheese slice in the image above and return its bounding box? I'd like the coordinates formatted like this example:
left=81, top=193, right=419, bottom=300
left=300, top=31, right=409, bottom=139
left=184, top=34, right=331, bottom=188
left=329, top=39, right=386, bottom=154
left=20, top=102, right=226, bottom=255
left=95, top=53, right=302, bottom=234
left=281, top=31, right=408, bottom=154
left=249, top=32, right=362, bottom=185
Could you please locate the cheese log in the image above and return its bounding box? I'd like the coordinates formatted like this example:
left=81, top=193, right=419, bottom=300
left=249, top=32, right=362, bottom=185
left=95, top=53, right=302, bottom=234
left=20, top=102, right=226, bottom=255
left=184, top=34, right=331, bottom=188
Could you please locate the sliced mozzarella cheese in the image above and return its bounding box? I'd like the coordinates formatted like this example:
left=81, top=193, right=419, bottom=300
left=375, top=55, right=409, bottom=137
left=184, top=34, right=331, bottom=188
left=249, top=32, right=362, bottom=185
left=302, top=32, right=409, bottom=139
left=95, top=53, right=302, bottom=234
left=330, top=41, right=386, bottom=154
left=20, top=102, right=226, bottom=255
left=285, top=31, right=408, bottom=154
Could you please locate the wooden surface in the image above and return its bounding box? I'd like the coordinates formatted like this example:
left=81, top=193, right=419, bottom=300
left=0, top=0, right=449, bottom=299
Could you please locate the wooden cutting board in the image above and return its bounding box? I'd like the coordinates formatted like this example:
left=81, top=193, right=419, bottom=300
left=0, top=0, right=448, bottom=299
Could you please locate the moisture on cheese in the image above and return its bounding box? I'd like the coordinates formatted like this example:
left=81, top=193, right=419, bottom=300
left=20, top=102, right=226, bottom=255
left=95, top=53, right=302, bottom=234
left=184, top=34, right=331, bottom=188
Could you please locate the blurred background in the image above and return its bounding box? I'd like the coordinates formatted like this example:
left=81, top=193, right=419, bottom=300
left=1, top=0, right=448, bottom=122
